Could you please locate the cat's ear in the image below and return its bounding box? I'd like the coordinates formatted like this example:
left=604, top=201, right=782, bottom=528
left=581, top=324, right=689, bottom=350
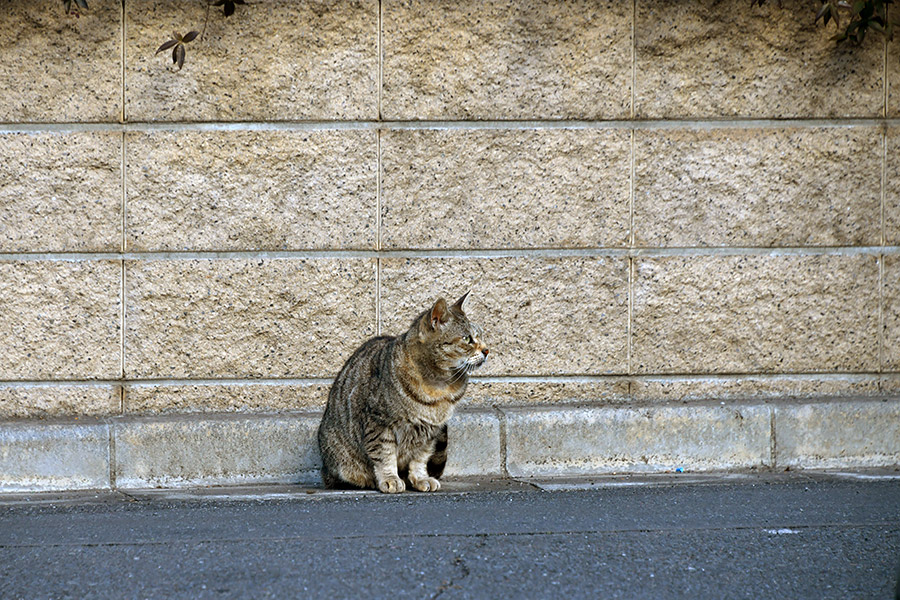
left=452, top=291, right=471, bottom=313
left=430, top=297, right=450, bottom=330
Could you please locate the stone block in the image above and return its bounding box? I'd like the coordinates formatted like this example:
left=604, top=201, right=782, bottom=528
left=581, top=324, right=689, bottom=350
left=632, top=254, right=880, bottom=374
left=465, top=379, right=630, bottom=408
left=0, top=260, right=121, bottom=380
left=445, top=410, right=502, bottom=477
left=0, top=422, right=110, bottom=492
left=883, top=375, right=900, bottom=395
left=884, top=255, right=900, bottom=371
left=503, top=404, right=773, bottom=476
left=379, top=256, right=629, bottom=376
left=0, top=132, right=122, bottom=252
left=0, top=1, right=122, bottom=122
left=125, top=130, right=377, bottom=251
left=775, top=399, right=900, bottom=468
left=124, top=382, right=329, bottom=415
left=381, top=129, right=631, bottom=250
left=635, top=0, right=884, bottom=118
left=886, top=129, right=900, bottom=246
left=124, top=258, right=376, bottom=379
left=631, top=375, right=882, bottom=404
left=633, top=127, right=882, bottom=247
left=382, top=0, right=632, bottom=119
left=890, top=43, right=900, bottom=117
left=113, top=414, right=321, bottom=488
left=0, top=385, right=120, bottom=420
left=125, top=0, right=377, bottom=121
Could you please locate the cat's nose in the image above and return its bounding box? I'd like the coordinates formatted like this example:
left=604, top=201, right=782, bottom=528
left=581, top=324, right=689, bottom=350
left=482, top=348, right=489, bottom=356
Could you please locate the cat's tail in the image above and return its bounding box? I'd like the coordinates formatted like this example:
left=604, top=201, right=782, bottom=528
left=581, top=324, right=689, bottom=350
left=426, top=424, right=448, bottom=479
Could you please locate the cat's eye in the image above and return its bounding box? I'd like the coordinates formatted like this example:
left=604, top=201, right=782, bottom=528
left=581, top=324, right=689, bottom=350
left=465, top=335, right=475, bottom=344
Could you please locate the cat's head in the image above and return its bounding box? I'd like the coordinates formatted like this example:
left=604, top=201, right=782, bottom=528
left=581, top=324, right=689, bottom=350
left=413, top=291, right=489, bottom=378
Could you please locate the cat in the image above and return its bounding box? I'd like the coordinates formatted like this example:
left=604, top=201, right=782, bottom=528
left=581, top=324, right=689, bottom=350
left=317, top=292, right=488, bottom=493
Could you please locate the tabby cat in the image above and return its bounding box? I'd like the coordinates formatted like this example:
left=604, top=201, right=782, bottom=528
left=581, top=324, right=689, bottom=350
left=317, top=292, right=488, bottom=493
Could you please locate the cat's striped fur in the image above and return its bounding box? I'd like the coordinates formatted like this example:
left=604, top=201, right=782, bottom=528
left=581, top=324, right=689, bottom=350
left=317, top=293, right=488, bottom=493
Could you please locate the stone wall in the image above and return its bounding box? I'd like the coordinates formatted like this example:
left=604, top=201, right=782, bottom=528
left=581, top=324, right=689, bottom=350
left=0, top=1, right=898, bottom=488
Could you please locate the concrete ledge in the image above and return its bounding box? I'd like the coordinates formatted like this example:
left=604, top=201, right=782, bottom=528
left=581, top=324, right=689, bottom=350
left=445, top=410, right=503, bottom=477
left=775, top=399, right=900, bottom=469
left=0, top=422, right=110, bottom=492
left=114, top=414, right=321, bottom=489
left=1, top=398, right=898, bottom=492
left=503, top=404, right=773, bottom=477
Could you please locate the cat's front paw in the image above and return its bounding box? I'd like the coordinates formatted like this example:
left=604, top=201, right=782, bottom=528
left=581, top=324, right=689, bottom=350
left=378, top=475, right=406, bottom=494
left=410, top=476, right=441, bottom=492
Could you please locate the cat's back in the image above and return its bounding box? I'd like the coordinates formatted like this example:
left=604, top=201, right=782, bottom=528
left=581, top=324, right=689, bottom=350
left=331, top=335, right=394, bottom=394
left=322, top=335, right=395, bottom=423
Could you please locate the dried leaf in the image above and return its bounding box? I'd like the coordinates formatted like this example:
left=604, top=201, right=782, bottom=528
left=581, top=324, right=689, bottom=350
left=182, top=31, right=200, bottom=43
left=156, top=39, right=178, bottom=54
left=175, top=44, right=186, bottom=70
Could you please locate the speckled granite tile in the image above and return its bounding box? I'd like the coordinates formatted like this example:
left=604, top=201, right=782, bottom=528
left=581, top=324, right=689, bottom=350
left=0, top=385, right=120, bottom=420
left=632, top=254, right=880, bottom=374
left=124, top=382, right=329, bottom=415
left=886, top=129, right=900, bottom=246
left=0, top=261, right=121, bottom=380
left=0, top=1, right=122, bottom=122
left=464, top=379, right=630, bottom=408
left=124, top=259, right=376, bottom=379
left=382, top=128, right=631, bottom=249
left=634, top=127, right=882, bottom=247
left=125, top=0, right=377, bottom=121
left=884, top=255, right=900, bottom=372
left=635, top=0, right=884, bottom=118
left=380, top=256, right=629, bottom=376
left=383, top=0, right=632, bottom=120
left=0, top=132, right=122, bottom=252
left=126, top=130, right=376, bottom=251
left=631, top=375, right=881, bottom=403
left=890, top=38, right=900, bottom=117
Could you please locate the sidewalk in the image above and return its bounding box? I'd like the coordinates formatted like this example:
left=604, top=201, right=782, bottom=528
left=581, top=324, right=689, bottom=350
left=2, top=471, right=898, bottom=599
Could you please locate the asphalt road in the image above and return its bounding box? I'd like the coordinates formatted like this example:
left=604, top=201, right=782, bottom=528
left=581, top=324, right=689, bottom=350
left=1, top=473, right=899, bottom=599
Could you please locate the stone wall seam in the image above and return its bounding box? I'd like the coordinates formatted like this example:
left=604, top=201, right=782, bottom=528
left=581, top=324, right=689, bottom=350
left=5, top=119, right=900, bottom=136
left=119, top=0, right=125, bottom=124
left=3, top=246, right=900, bottom=264
left=631, top=0, right=636, bottom=120
left=0, top=372, right=886, bottom=388
left=377, top=0, right=383, bottom=120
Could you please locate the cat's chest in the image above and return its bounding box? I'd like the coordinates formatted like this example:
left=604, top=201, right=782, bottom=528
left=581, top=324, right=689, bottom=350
left=399, top=397, right=455, bottom=428
left=393, top=419, right=441, bottom=449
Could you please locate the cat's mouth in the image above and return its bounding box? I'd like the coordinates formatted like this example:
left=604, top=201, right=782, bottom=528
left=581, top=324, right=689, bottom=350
left=466, top=351, right=489, bottom=370
left=450, top=353, right=488, bottom=382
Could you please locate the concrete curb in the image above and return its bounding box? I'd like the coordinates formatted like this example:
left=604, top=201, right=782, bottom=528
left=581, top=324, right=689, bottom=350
left=1, top=398, right=898, bottom=492
left=501, top=403, right=773, bottom=477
